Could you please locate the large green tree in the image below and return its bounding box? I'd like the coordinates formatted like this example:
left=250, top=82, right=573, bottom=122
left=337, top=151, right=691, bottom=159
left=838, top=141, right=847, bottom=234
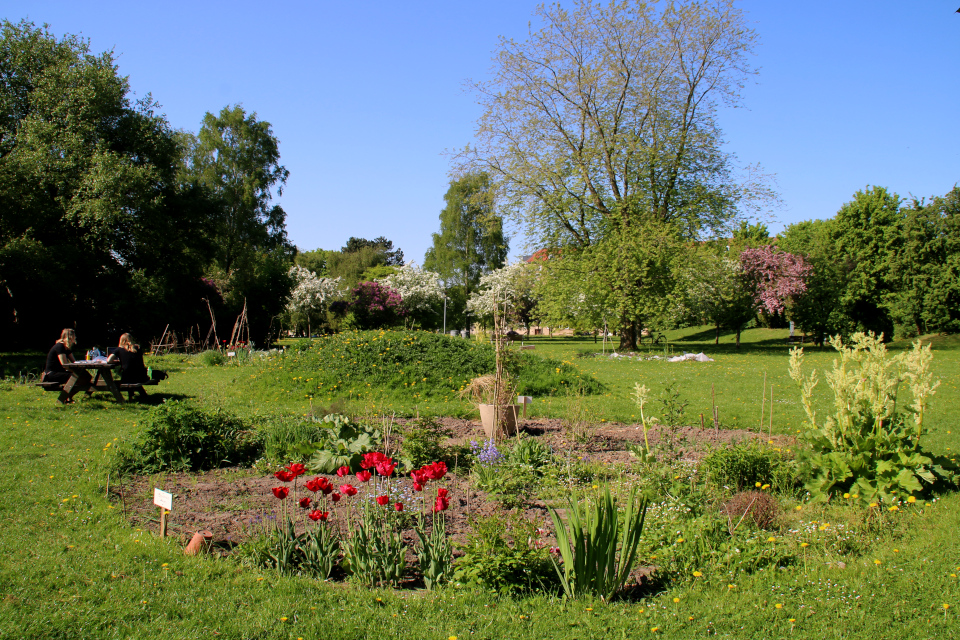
left=183, top=105, right=294, bottom=344
left=459, top=0, right=761, bottom=349
left=424, top=172, right=508, bottom=328
left=0, top=20, right=212, bottom=347
left=829, top=186, right=902, bottom=339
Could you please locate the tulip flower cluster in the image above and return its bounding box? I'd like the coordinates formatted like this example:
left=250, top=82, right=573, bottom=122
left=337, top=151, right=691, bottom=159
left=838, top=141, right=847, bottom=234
left=263, top=453, right=454, bottom=588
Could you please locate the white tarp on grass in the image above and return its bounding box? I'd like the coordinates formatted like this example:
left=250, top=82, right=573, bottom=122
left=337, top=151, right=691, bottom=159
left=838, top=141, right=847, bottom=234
left=668, top=352, right=714, bottom=362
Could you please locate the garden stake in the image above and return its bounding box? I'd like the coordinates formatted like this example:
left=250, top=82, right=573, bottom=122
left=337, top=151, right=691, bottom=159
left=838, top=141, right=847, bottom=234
left=759, top=372, right=766, bottom=431
left=105, top=472, right=110, bottom=499
left=769, top=385, right=774, bottom=438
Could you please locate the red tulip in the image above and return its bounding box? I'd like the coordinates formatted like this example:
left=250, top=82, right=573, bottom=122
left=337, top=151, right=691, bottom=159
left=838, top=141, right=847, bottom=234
left=340, top=484, right=358, bottom=496
left=287, top=463, right=307, bottom=477
left=305, top=477, right=323, bottom=492
left=272, top=487, right=289, bottom=500
left=433, top=496, right=449, bottom=512
left=274, top=470, right=295, bottom=483
left=336, top=465, right=350, bottom=477
left=424, top=461, right=447, bottom=481
left=361, top=452, right=388, bottom=469
left=356, top=470, right=372, bottom=483
left=375, top=461, right=396, bottom=477
left=413, top=482, right=423, bottom=492
left=298, top=497, right=311, bottom=509
left=308, top=510, right=329, bottom=522
left=376, top=495, right=390, bottom=507
left=318, top=478, right=334, bottom=495
left=411, top=469, right=428, bottom=485
left=436, top=487, right=449, bottom=499
left=394, top=502, right=404, bottom=512
left=331, top=492, right=341, bottom=503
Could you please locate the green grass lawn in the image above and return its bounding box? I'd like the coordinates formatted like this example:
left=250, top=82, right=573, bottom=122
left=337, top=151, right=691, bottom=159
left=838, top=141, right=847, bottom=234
left=1, top=330, right=958, bottom=639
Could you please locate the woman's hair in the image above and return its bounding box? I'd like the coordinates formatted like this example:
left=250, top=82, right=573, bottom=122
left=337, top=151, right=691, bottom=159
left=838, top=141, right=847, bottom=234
left=58, top=328, right=77, bottom=347
left=119, top=333, right=139, bottom=354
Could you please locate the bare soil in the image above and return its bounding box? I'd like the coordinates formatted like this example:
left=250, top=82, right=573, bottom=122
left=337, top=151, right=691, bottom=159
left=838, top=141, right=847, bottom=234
left=115, top=417, right=788, bottom=554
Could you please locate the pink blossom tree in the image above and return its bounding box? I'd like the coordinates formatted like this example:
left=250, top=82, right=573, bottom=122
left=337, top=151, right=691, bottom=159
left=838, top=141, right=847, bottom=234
left=740, top=246, right=812, bottom=315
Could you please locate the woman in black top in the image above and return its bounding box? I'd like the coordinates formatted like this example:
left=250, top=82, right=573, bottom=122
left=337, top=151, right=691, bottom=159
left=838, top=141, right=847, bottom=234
left=107, top=333, right=148, bottom=383
left=44, top=329, right=91, bottom=403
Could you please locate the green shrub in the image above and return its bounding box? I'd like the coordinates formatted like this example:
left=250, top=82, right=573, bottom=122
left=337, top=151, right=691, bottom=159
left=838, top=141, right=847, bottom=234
left=507, top=436, right=554, bottom=471
left=113, top=401, right=261, bottom=473
left=197, top=350, right=225, bottom=367
left=398, top=417, right=451, bottom=471
left=452, top=513, right=559, bottom=596
left=700, top=440, right=796, bottom=494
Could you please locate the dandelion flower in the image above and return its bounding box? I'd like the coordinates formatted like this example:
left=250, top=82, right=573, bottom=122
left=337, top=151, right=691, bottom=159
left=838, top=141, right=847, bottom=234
left=874, top=559, right=882, bottom=565
left=692, top=571, right=703, bottom=577
left=673, top=597, right=680, bottom=603
left=775, top=604, right=783, bottom=609
left=650, top=627, right=659, bottom=633
left=907, top=496, right=916, bottom=503
left=755, top=482, right=762, bottom=488
left=843, top=493, right=850, bottom=499
left=280, top=617, right=288, bottom=622
left=800, top=542, right=809, bottom=548
left=889, top=505, right=899, bottom=512
left=767, top=537, right=776, bottom=542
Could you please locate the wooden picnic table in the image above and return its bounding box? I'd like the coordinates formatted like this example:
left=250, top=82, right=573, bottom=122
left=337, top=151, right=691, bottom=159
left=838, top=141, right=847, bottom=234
left=61, top=361, right=125, bottom=404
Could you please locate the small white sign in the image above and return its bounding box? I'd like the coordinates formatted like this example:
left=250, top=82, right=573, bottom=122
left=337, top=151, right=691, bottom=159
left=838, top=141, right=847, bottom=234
left=153, top=488, right=173, bottom=511
left=517, top=395, right=533, bottom=404
left=227, top=351, right=236, bottom=357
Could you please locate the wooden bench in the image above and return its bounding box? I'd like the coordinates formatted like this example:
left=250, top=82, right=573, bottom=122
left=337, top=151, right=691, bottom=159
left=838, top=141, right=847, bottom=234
left=786, top=335, right=806, bottom=345
left=37, top=379, right=159, bottom=399
left=117, top=379, right=159, bottom=400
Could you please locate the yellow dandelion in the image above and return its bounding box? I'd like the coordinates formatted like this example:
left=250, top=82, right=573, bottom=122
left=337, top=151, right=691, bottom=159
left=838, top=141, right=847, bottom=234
left=767, top=537, right=776, bottom=542
left=907, top=496, right=916, bottom=503
left=755, top=482, right=762, bottom=488
left=874, top=559, right=882, bottom=565
left=676, top=537, right=685, bottom=543
left=795, top=505, right=802, bottom=511
left=843, top=493, right=850, bottom=499
left=673, top=597, right=680, bottom=603
left=761, top=484, right=770, bottom=490
left=870, top=502, right=878, bottom=508
left=280, top=617, right=288, bottom=622
left=775, top=603, right=783, bottom=609
left=692, top=571, right=703, bottom=577
left=650, top=627, right=659, bottom=633
left=889, top=505, right=899, bottom=512
left=800, top=542, right=809, bottom=548
left=728, top=584, right=736, bottom=590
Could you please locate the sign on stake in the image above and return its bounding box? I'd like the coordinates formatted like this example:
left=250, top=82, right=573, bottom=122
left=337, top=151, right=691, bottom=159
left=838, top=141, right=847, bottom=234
left=517, top=395, right=533, bottom=418
left=153, top=488, right=172, bottom=537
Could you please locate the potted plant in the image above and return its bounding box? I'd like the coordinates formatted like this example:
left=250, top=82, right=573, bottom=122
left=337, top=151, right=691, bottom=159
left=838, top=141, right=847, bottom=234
left=460, top=373, right=519, bottom=440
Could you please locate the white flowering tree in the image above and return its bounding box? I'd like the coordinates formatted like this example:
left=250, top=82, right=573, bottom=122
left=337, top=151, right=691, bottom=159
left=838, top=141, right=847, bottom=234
left=467, top=261, right=537, bottom=333
left=286, top=265, right=344, bottom=336
left=377, top=262, right=444, bottom=327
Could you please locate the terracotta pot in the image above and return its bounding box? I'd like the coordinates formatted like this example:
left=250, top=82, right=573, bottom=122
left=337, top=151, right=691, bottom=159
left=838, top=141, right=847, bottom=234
left=479, top=404, right=519, bottom=440
left=184, top=530, right=213, bottom=556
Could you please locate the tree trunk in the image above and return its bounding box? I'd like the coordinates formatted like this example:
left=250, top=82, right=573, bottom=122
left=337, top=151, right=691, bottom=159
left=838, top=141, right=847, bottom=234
left=618, top=320, right=638, bottom=351
left=715, top=324, right=720, bottom=345
left=735, top=328, right=742, bottom=349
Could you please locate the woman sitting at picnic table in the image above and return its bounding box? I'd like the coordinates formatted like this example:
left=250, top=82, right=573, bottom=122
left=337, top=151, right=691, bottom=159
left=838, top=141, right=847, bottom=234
left=106, top=333, right=148, bottom=383
left=44, top=329, right=91, bottom=402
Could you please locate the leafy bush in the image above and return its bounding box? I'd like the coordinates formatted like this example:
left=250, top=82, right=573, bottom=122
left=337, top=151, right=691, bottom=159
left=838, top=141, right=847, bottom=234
left=268, top=329, right=602, bottom=404
left=700, top=441, right=796, bottom=494
left=399, top=417, right=451, bottom=471
left=305, top=414, right=380, bottom=473
left=789, top=333, right=959, bottom=503
left=507, top=436, right=554, bottom=471
left=197, top=350, right=225, bottom=367
left=452, top=513, right=559, bottom=596
left=113, top=401, right=261, bottom=473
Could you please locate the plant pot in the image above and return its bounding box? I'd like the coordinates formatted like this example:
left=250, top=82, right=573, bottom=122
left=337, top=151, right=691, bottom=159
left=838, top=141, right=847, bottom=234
left=184, top=530, right=213, bottom=556
left=479, top=404, right=519, bottom=440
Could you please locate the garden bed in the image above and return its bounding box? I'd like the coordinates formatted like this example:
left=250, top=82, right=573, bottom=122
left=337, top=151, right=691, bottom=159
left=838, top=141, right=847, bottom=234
left=115, top=417, right=788, bottom=550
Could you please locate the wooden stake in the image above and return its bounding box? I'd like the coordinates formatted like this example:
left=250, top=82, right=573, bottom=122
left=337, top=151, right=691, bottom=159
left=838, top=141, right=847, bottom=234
left=759, top=372, right=766, bottom=431
left=159, top=508, right=168, bottom=537
left=769, top=385, right=774, bottom=438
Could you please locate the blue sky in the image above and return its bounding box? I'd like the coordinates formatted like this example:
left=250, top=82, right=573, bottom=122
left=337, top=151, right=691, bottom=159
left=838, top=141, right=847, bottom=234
left=7, top=1, right=959, bottom=263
